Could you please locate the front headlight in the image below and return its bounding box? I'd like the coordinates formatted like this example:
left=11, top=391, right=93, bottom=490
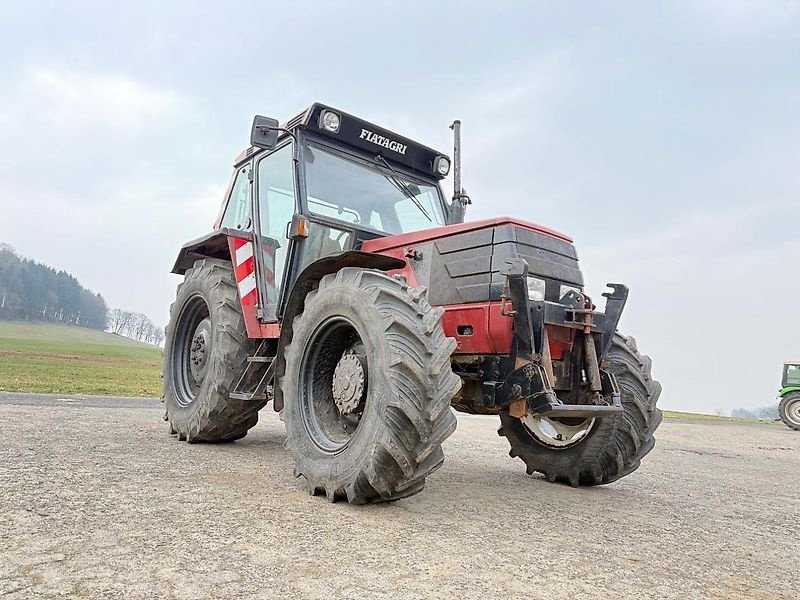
left=527, top=277, right=546, bottom=301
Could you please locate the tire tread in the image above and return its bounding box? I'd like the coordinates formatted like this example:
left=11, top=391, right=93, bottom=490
left=284, top=268, right=460, bottom=503
left=164, top=259, right=268, bottom=443
left=498, top=333, right=662, bottom=486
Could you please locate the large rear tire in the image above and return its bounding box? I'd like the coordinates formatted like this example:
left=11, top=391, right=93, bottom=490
left=163, top=258, right=267, bottom=442
left=778, top=392, right=800, bottom=431
left=498, top=334, right=662, bottom=486
left=281, top=268, right=461, bottom=503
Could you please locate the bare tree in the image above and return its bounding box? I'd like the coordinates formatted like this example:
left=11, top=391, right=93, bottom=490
left=118, top=310, right=135, bottom=337
left=108, top=308, right=124, bottom=334
left=108, top=307, right=164, bottom=346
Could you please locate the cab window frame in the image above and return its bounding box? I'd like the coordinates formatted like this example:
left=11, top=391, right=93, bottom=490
left=219, top=161, right=254, bottom=231
left=252, top=139, right=299, bottom=321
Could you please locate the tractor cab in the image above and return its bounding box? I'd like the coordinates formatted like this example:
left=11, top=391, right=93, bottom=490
left=209, top=104, right=453, bottom=323
left=782, top=362, right=800, bottom=389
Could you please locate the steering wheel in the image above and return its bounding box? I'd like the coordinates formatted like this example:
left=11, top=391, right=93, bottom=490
left=333, top=229, right=349, bottom=248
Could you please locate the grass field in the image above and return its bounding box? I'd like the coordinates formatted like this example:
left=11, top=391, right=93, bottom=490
left=662, top=410, right=779, bottom=425
left=0, top=321, right=162, bottom=397
left=0, top=321, right=779, bottom=422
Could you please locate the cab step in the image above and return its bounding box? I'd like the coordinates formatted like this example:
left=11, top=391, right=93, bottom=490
left=230, top=341, right=276, bottom=402
left=246, top=356, right=272, bottom=363
left=229, top=388, right=269, bottom=401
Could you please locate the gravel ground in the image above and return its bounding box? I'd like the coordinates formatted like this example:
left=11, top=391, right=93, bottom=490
left=1, top=392, right=798, bottom=599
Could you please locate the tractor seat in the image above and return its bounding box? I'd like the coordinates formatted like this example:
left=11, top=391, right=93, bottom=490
left=319, top=233, right=344, bottom=258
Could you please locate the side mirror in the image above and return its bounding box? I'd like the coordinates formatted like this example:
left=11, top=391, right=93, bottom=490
left=250, top=115, right=280, bottom=150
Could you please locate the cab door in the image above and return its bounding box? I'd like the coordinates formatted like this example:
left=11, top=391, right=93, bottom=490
left=253, top=142, right=296, bottom=322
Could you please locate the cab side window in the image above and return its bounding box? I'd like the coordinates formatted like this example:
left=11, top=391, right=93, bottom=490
left=221, top=164, right=252, bottom=230
left=257, top=145, right=295, bottom=303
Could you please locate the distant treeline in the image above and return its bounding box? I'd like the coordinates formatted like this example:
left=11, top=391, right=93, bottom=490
left=731, top=404, right=778, bottom=420
left=0, top=243, right=108, bottom=330
left=108, top=308, right=164, bottom=346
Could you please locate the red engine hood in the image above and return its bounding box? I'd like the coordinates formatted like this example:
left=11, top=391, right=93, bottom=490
left=361, top=217, right=573, bottom=252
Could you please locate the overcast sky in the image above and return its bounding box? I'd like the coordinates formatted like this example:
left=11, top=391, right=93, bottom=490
left=1, top=1, right=798, bottom=413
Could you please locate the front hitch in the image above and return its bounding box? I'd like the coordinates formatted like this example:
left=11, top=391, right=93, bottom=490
left=599, top=283, right=628, bottom=360
left=480, top=258, right=623, bottom=419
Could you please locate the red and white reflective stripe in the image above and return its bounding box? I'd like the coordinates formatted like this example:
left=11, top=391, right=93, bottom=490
left=235, top=241, right=254, bottom=266
left=238, top=272, right=257, bottom=299
left=231, top=238, right=258, bottom=304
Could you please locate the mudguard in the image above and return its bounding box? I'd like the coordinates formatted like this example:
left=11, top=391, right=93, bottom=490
left=171, top=228, right=250, bottom=275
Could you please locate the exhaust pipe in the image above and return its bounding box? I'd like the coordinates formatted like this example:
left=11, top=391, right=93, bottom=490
left=448, top=120, right=471, bottom=224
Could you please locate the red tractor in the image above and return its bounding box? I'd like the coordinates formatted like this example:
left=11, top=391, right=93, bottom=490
left=164, top=104, right=662, bottom=503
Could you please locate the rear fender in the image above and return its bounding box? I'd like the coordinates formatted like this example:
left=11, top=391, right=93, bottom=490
left=780, top=386, right=800, bottom=398
left=272, top=250, right=405, bottom=412
left=171, top=229, right=277, bottom=339
left=171, top=228, right=248, bottom=275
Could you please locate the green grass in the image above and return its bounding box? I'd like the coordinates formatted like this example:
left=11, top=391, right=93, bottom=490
left=0, top=321, right=162, bottom=397
left=0, top=321, right=783, bottom=413
left=663, top=410, right=780, bottom=425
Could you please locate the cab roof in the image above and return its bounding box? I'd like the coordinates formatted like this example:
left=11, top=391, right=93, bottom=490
left=234, top=103, right=449, bottom=180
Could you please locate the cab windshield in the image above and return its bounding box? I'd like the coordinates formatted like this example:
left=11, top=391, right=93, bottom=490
left=303, top=143, right=446, bottom=234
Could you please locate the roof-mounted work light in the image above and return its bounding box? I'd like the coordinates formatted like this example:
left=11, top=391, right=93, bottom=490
left=434, top=155, right=451, bottom=177
left=319, top=110, right=341, bottom=133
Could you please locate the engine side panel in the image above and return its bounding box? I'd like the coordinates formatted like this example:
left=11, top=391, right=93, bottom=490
left=364, top=220, right=585, bottom=357
left=374, top=223, right=583, bottom=307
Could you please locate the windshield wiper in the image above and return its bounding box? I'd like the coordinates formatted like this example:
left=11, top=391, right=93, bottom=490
left=375, top=155, right=432, bottom=222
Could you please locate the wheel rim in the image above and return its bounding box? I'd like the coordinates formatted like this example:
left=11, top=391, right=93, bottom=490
left=784, top=398, right=800, bottom=426
left=171, top=295, right=211, bottom=407
left=521, top=413, right=596, bottom=449
left=299, top=316, right=368, bottom=453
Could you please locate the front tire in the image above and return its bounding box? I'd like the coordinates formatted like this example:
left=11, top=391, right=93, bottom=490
left=163, top=259, right=267, bottom=442
left=281, top=268, right=461, bottom=503
left=498, top=334, right=662, bottom=486
left=779, top=392, right=800, bottom=431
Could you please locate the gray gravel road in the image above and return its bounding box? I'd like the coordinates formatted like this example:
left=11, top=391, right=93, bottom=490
left=1, top=393, right=798, bottom=599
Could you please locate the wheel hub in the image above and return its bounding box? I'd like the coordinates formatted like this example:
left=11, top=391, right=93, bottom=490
left=521, top=412, right=595, bottom=449
left=188, top=318, right=211, bottom=383
left=332, top=352, right=366, bottom=415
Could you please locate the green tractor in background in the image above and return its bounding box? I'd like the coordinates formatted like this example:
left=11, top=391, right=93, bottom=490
left=778, top=361, right=800, bottom=431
